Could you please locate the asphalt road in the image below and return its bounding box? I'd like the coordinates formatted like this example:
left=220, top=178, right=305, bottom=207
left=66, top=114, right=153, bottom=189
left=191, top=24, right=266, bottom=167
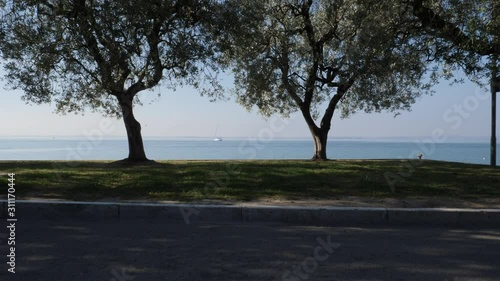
left=0, top=219, right=499, bottom=281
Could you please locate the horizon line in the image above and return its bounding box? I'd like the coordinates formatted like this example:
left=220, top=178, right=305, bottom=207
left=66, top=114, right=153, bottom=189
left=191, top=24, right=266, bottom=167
left=0, top=135, right=495, bottom=141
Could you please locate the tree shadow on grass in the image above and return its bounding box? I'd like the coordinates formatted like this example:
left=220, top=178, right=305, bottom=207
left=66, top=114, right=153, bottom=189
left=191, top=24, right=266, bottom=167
left=3, top=160, right=499, bottom=203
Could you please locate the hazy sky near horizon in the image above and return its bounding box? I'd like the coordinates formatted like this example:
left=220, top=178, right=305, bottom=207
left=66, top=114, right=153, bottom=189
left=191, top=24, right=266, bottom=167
left=0, top=68, right=497, bottom=141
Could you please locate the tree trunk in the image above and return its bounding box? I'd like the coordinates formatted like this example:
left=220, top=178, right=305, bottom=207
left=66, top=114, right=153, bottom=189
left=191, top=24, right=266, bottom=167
left=307, top=85, right=351, bottom=161
left=118, top=95, right=149, bottom=161
left=300, top=107, right=330, bottom=161
left=310, top=128, right=328, bottom=161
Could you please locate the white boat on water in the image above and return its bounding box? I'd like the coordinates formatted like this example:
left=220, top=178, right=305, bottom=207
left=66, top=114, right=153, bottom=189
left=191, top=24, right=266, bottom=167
left=213, top=125, right=223, bottom=141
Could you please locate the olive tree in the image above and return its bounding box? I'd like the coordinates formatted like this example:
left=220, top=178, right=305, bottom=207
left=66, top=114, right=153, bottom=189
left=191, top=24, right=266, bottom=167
left=410, top=0, right=500, bottom=165
left=219, top=0, right=435, bottom=160
left=0, top=0, right=221, bottom=161
left=411, top=0, right=499, bottom=82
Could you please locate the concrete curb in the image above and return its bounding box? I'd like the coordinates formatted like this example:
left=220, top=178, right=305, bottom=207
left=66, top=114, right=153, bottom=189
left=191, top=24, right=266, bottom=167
left=1, top=200, right=499, bottom=228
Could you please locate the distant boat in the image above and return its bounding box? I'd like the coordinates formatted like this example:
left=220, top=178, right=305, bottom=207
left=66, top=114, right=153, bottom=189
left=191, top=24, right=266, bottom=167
left=213, top=125, right=223, bottom=141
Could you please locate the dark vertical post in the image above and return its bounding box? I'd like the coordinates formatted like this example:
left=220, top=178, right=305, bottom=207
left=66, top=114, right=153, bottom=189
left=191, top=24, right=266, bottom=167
left=491, top=1, right=499, bottom=167
left=492, top=84, right=497, bottom=166
left=492, top=55, right=497, bottom=166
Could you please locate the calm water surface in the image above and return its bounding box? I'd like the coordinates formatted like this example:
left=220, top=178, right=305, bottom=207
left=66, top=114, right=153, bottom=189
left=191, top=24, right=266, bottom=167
left=0, top=138, right=498, bottom=166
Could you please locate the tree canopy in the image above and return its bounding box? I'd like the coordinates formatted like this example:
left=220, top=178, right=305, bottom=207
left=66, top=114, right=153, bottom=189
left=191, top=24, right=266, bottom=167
left=411, top=0, right=499, bottom=83
left=409, top=0, right=500, bottom=166
left=0, top=0, right=222, bottom=161
left=2, top=0, right=497, bottom=162
left=219, top=0, right=435, bottom=160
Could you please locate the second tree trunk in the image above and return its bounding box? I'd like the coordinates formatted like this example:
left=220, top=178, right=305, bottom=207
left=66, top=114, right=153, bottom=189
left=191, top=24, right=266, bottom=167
left=311, top=128, right=328, bottom=161
left=118, top=96, right=148, bottom=161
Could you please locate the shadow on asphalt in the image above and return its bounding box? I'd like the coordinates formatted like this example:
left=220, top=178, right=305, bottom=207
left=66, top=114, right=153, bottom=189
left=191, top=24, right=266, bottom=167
left=0, top=219, right=499, bottom=281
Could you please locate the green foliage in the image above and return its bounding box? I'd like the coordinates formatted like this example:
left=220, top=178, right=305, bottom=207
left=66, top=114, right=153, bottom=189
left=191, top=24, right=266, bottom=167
left=0, top=0, right=222, bottom=117
left=220, top=0, right=435, bottom=121
left=411, top=0, right=500, bottom=85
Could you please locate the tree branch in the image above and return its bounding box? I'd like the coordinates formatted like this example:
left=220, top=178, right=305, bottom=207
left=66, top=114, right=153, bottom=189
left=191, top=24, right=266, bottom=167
left=299, top=3, right=320, bottom=108
left=412, top=0, right=498, bottom=56
left=72, top=0, right=115, bottom=92
left=280, top=45, right=304, bottom=107
left=320, top=77, right=355, bottom=131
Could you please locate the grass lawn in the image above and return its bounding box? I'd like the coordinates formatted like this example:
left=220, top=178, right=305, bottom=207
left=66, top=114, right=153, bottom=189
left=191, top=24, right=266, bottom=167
left=0, top=160, right=499, bottom=202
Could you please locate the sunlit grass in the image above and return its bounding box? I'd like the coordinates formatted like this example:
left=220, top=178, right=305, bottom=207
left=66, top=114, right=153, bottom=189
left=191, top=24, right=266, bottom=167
left=0, top=160, right=498, bottom=202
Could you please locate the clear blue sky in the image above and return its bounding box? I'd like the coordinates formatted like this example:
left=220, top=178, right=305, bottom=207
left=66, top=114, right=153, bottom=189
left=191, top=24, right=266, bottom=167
left=0, top=69, right=497, bottom=141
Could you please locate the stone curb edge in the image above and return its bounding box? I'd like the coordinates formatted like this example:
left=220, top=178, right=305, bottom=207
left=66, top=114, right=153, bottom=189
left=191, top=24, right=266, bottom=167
left=1, top=200, right=499, bottom=227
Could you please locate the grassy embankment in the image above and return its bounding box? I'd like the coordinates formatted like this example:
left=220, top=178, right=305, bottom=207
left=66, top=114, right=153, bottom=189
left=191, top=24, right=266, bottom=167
left=0, top=160, right=498, bottom=201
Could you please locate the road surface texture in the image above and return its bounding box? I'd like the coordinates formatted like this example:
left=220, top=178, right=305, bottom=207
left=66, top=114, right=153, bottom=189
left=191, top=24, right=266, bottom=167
left=0, top=218, right=499, bottom=281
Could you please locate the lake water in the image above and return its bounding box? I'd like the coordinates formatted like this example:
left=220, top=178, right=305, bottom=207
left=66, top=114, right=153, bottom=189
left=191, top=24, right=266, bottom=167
left=0, top=137, right=498, bottom=166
